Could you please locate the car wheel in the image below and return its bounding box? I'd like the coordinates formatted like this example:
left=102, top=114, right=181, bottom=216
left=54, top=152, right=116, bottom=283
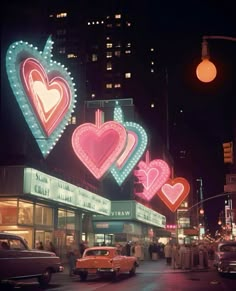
left=129, top=264, right=136, bottom=276
left=80, top=272, right=88, bottom=281
left=38, top=268, right=52, bottom=287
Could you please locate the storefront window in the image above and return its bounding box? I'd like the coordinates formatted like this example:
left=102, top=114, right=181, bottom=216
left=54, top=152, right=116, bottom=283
left=35, top=204, right=53, bottom=226
left=66, top=210, right=75, bottom=230
left=0, top=199, right=17, bottom=224
left=58, top=209, right=67, bottom=229
left=18, top=200, right=33, bottom=224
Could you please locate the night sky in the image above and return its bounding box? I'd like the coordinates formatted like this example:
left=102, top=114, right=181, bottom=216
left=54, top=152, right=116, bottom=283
left=1, top=1, right=236, bottom=235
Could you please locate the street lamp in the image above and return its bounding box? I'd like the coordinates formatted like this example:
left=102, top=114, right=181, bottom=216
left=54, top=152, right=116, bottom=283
left=196, top=35, right=236, bottom=83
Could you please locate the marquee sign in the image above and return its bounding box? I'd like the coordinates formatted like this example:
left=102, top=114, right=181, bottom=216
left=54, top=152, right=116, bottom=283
left=6, top=37, right=77, bottom=157
left=157, top=177, right=190, bottom=212
left=134, top=151, right=170, bottom=201
left=72, top=109, right=127, bottom=179
left=110, top=104, right=148, bottom=185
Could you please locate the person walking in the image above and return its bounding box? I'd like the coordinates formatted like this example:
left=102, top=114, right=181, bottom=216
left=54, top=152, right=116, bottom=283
left=164, top=242, right=172, bottom=265
left=134, top=242, right=142, bottom=264
left=67, top=242, right=78, bottom=276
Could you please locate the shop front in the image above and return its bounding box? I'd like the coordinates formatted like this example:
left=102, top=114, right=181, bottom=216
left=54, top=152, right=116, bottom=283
left=92, top=200, right=166, bottom=246
left=0, top=166, right=111, bottom=261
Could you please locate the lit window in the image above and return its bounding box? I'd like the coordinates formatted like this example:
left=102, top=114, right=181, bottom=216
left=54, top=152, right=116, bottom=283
left=115, top=42, right=121, bottom=48
left=114, top=50, right=121, bottom=57
left=116, top=23, right=121, bottom=27
left=106, top=83, right=112, bottom=88
left=115, top=14, right=121, bottom=19
left=59, top=47, right=66, bottom=54
left=67, top=53, right=77, bottom=59
left=114, top=83, right=121, bottom=88
left=92, top=54, right=98, bottom=62
left=125, top=72, right=131, bottom=78
left=107, top=23, right=112, bottom=28
left=68, top=116, right=76, bottom=124
left=106, top=62, right=112, bottom=70
left=91, top=93, right=96, bottom=98
left=150, top=48, right=154, bottom=52
left=106, top=52, right=112, bottom=58
left=151, top=61, right=154, bottom=65
left=125, top=50, right=131, bottom=54
left=126, top=22, right=131, bottom=27
left=151, top=68, right=154, bottom=73
left=126, top=43, right=131, bottom=47
left=88, top=22, right=91, bottom=25
left=150, top=103, right=155, bottom=108
left=56, top=12, right=67, bottom=18
left=106, top=43, right=113, bottom=48
left=96, top=21, right=99, bottom=24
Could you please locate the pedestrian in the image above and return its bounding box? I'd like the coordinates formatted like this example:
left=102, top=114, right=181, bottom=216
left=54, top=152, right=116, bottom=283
left=79, top=242, right=86, bottom=257
left=48, top=241, right=57, bottom=254
left=37, top=241, right=44, bottom=250
left=164, top=242, right=172, bottom=265
left=134, top=242, right=142, bottom=264
left=171, top=243, right=179, bottom=269
left=67, top=241, right=78, bottom=276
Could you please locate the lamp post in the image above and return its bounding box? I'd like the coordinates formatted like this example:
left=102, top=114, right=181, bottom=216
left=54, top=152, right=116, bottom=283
left=196, top=35, right=236, bottom=83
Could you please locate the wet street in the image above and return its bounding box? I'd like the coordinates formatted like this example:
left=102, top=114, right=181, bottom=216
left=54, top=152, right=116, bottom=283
left=1, top=259, right=236, bottom=291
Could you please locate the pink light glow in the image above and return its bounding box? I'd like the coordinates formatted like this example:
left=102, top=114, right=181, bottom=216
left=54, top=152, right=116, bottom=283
left=71, top=109, right=127, bottom=179
left=20, top=58, right=71, bottom=136
left=115, top=131, right=137, bottom=168
left=134, top=155, right=171, bottom=201
left=157, top=177, right=190, bottom=212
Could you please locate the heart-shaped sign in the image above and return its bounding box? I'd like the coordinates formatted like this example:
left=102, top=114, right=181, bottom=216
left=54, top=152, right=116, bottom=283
left=72, top=110, right=127, bottom=179
left=134, top=159, right=170, bottom=201
left=110, top=105, right=148, bottom=185
left=157, top=177, right=190, bottom=212
left=6, top=37, right=77, bottom=157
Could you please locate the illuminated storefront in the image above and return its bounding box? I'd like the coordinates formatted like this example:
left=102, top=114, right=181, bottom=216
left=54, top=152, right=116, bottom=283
left=0, top=166, right=111, bottom=260
left=93, top=200, right=167, bottom=245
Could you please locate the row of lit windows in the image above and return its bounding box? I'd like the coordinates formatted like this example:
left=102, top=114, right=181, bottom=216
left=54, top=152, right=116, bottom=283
left=56, top=12, right=67, bottom=18
left=106, top=83, right=121, bottom=89
left=106, top=42, right=131, bottom=48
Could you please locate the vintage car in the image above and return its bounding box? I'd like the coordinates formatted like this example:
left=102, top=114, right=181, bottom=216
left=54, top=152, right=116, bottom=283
left=214, top=241, right=236, bottom=275
left=74, top=246, right=138, bottom=281
left=0, top=232, right=64, bottom=287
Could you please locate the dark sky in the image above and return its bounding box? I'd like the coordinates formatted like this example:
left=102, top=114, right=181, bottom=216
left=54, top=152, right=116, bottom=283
left=1, top=0, right=236, bottom=235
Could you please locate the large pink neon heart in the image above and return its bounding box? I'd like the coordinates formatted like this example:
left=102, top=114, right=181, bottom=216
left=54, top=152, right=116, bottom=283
left=21, top=58, right=71, bottom=136
left=72, top=121, right=127, bottom=179
left=134, top=159, right=170, bottom=201
left=157, top=177, right=190, bottom=212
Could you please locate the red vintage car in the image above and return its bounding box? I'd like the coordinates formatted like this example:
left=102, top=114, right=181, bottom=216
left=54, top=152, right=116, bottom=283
left=74, top=246, right=138, bottom=281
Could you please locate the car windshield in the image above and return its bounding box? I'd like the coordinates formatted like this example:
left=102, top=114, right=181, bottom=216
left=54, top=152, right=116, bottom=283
left=85, top=249, right=110, bottom=256
left=220, top=244, right=236, bottom=252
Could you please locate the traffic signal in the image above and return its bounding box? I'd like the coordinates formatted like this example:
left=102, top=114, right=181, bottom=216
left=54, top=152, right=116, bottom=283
left=223, top=142, right=234, bottom=164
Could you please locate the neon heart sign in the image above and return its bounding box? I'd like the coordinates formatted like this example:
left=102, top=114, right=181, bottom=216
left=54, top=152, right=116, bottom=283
left=157, top=177, right=190, bottom=212
left=72, top=109, right=127, bottom=179
left=134, top=151, right=170, bottom=201
left=6, top=37, right=77, bottom=157
left=110, top=104, right=148, bottom=185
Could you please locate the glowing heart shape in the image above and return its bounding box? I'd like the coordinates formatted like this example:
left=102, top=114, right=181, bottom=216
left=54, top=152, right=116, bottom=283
left=134, top=159, right=170, bottom=201
left=21, top=58, right=71, bottom=136
left=110, top=105, right=148, bottom=185
left=72, top=121, right=127, bottom=179
left=157, top=177, right=190, bottom=212
left=110, top=122, right=148, bottom=185
left=6, top=37, right=77, bottom=157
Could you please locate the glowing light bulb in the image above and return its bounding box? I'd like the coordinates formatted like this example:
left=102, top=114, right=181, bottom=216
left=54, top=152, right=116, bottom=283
left=196, top=59, right=217, bottom=83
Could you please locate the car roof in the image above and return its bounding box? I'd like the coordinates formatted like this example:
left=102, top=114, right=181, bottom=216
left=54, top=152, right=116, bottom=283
left=0, top=232, right=22, bottom=239
left=85, top=246, right=116, bottom=251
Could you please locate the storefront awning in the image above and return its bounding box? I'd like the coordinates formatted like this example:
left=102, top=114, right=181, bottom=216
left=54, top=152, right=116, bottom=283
left=93, top=221, right=124, bottom=234
left=155, top=229, right=172, bottom=237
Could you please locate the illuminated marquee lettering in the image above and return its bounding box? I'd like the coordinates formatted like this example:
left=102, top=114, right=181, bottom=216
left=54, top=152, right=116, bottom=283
left=6, top=37, right=77, bottom=157
left=110, top=104, right=148, bottom=185
left=111, top=211, right=131, bottom=216
left=71, top=109, right=127, bottom=179
left=134, top=151, right=171, bottom=201
left=157, top=177, right=190, bottom=212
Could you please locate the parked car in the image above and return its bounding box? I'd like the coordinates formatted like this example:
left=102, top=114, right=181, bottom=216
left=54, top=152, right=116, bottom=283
left=74, top=246, right=138, bottom=281
left=0, top=232, right=64, bottom=287
left=214, top=241, right=236, bottom=276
